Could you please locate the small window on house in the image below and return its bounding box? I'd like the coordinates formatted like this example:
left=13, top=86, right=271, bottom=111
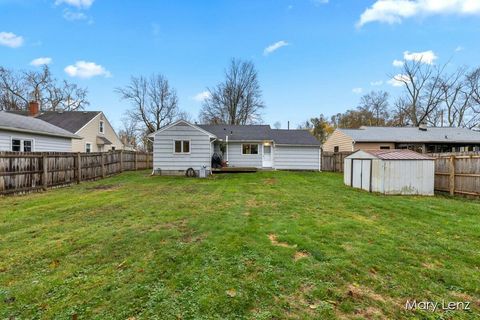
left=333, top=146, right=339, bottom=153
left=242, top=144, right=259, bottom=155
left=23, top=140, right=32, bottom=152
left=99, top=121, right=104, bottom=134
left=12, top=139, right=21, bottom=152
left=174, top=140, right=190, bottom=153
left=11, top=138, right=33, bottom=152
left=380, top=146, right=391, bottom=150
left=111, top=146, right=116, bottom=151
left=85, top=143, right=92, bottom=153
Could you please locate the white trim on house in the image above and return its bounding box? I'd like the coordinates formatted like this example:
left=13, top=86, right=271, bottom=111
left=148, top=120, right=216, bottom=138
left=172, top=139, right=191, bottom=155
left=10, top=136, right=35, bottom=152
left=75, top=112, right=101, bottom=134
left=85, top=141, right=92, bottom=153
left=0, top=126, right=79, bottom=139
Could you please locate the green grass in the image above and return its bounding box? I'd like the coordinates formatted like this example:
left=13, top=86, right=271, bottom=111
left=1, top=171, right=479, bottom=319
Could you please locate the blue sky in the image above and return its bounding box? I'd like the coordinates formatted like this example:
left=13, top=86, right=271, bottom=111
left=1, top=0, right=480, bottom=130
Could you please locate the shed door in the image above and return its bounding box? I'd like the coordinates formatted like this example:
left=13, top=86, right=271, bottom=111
left=352, top=160, right=362, bottom=188
left=351, top=159, right=372, bottom=191
left=361, top=160, right=371, bottom=191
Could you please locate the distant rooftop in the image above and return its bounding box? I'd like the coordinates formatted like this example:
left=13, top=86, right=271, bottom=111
left=339, top=126, right=480, bottom=144
left=0, top=111, right=80, bottom=139
left=9, top=111, right=101, bottom=134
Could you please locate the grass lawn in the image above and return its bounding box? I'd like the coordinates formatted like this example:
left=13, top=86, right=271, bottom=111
left=1, top=171, right=479, bottom=319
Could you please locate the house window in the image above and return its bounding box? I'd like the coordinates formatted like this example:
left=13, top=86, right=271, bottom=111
left=333, top=146, right=339, bottom=153
left=242, top=144, right=259, bottom=155
left=380, top=146, right=391, bottom=150
left=85, top=143, right=92, bottom=153
left=111, top=146, right=116, bottom=151
left=11, top=138, right=33, bottom=152
left=174, top=140, right=190, bottom=154
left=99, top=121, right=104, bottom=134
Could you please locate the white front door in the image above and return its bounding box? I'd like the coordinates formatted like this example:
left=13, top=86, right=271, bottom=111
left=262, top=145, right=273, bottom=167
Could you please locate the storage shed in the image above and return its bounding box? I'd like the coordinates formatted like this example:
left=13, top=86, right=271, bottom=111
left=344, top=149, right=435, bottom=195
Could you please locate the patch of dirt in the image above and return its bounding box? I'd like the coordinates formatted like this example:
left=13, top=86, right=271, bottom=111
left=294, top=251, right=311, bottom=261
left=263, top=178, right=277, bottom=185
left=421, top=260, right=443, bottom=270
left=268, top=234, right=296, bottom=248
left=88, top=184, right=120, bottom=191
left=279, top=283, right=320, bottom=317
left=347, top=284, right=386, bottom=303
left=354, top=306, right=384, bottom=319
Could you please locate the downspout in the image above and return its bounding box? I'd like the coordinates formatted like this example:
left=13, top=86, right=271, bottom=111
left=226, top=135, right=229, bottom=164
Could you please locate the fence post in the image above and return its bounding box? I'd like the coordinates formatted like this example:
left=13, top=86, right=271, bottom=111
left=42, top=153, right=48, bottom=191
left=449, top=155, right=455, bottom=195
left=134, top=152, right=138, bottom=171
left=101, top=153, right=106, bottom=178
left=120, top=150, right=124, bottom=172
left=77, top=152, right=82, bottom=184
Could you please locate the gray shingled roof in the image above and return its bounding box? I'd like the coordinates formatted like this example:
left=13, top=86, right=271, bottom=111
left=9, top=111, right=100, bottom=133
left=0, top=111, right=81, bottom=139
left=340, top=126, right=480, bottom=143
left=270, top=129, right=321, bottom=146
left=196, top=124, right=320, bottom=146
left=198, top=124, right=272, bottom=141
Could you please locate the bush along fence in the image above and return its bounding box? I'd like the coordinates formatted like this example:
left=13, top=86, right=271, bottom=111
left=0, top=150, right=153, bottom=195
left=429, top=152, right=480, bottom=197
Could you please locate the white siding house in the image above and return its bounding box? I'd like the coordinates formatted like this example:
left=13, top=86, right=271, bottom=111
left=149, top=120, right=321, bottom=175
left=151, top=121, right=215, bottom=175
left=0, top=112, right=80, bottom=152
left=344, top=149, right=435, bottom=195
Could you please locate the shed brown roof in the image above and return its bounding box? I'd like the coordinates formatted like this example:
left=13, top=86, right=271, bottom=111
left=365, top=149, right=433, bottom=160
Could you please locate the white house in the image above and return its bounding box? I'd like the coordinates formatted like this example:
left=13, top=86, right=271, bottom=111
left=0, top=111, right=80, bottom=152
left=148, top=120, right=321, bottom=175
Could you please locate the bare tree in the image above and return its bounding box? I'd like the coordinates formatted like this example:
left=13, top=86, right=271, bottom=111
left=0, top=65, right=89, bottom=111
left=273, top=121, right=281, bottom=129
left=116, top=74, right=180, bottom=134
left=358, top=91, right=389, bottom=126
left=199, top=59, right=265, bottom=124
left=392, top=60, right=446, bottom=126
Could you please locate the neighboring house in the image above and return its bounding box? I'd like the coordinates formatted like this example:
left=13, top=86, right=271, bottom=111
left=148, top=120, right=321, bottom=175
left=0, top=111, right=80, bottom=152
left=323, top=126, right=480, bottom=153
left=11, top=102, right=124, bottom=153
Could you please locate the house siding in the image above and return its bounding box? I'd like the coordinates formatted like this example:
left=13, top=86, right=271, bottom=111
left=226, top=142, right=262, bottom=168
left=354, top=142, right=396, bottom=151
left=323, top=130, right=354, bottom=152
left=153, top=122, right=212, bottom=173
left=0, top=130, right=72, bottom=152
left=72, top=113, right=124, bottom=153
left=274, top=146, right=320, bottom=171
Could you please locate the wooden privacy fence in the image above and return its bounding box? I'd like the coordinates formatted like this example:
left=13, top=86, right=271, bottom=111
left=0, top=150, right=153, bottom=195
left=430, top=152, right=480, bottom=197
left=321, top=152, right=352, bottom=172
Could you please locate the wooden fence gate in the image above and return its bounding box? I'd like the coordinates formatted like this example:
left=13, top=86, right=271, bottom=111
left=321, top=152, right=352, bottom=172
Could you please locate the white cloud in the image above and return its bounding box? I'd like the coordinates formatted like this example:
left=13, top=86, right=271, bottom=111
left=63, top=9, right=88, bottom=21
left=352, top=87, right=363, bottom=94
left=64, top=61, right=111, bottom=78
left=0, top=32, right=24, bottom=48
left=403, top=50, right=437, bottom=64
left=357, top=0, right=480, bottom=27
left=55, top=0, right=94, bottom=9
left=264, top=40, right=289, bottom=56
left=312, top=0, right=329, bottom=5
left=388, top=74, right=411, bottom=87
left=455, top=46, right=464, bottom=52
left=370, top=80, right=384, bottom=86
left=30, top=57, right=52, bottom=66
left=193, top=91, right=211, bottom=102
left=393, top=59, right=404, bottom=67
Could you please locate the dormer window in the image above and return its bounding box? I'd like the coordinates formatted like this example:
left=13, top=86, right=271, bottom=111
left=99, top=121, right=105, bottom=134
